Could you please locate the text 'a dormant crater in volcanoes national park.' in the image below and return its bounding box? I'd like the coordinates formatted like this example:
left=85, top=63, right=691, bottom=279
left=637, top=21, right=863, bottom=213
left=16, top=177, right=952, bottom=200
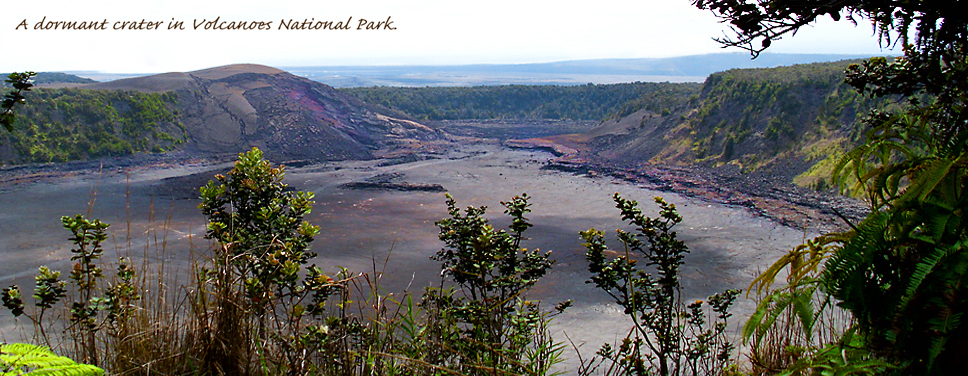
left=19, top=16, right=397, bottom=31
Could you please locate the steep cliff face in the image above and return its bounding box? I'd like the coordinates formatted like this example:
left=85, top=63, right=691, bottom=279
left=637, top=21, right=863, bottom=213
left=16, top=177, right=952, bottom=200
left=573, top=60, right=899, bottom=187
left=80, top=64, right=439, bottom=162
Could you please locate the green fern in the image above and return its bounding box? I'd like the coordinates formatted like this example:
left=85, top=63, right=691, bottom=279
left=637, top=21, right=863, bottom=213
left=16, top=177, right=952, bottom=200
left=774, top=326, right=895, bottom=376
left=751, top=101, right=967, bottom=375
left=823, top=101, right=968, bottom=373
left=0, top=343, right=103, bottom=376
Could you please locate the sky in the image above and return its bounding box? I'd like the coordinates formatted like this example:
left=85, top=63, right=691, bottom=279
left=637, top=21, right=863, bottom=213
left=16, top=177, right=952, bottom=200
left=1, top=0, right=896, bottom=74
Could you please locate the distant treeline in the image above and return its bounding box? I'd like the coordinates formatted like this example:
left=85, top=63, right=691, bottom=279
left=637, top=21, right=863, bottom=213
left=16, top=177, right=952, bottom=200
left=1, top=72, right=97, bottom=87
left=0, top=89, right=186, bottom=164
left=341, top=82, right=702, bottom=121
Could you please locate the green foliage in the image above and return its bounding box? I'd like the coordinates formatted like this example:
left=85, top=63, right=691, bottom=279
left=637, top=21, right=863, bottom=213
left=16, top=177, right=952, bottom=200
left=823, top=105, right=968, bottom=374
left=698, top=0, right=968, bottom=374
left=434, top=193, right=552, bottom=298
left=770, top=328, right=896, bottom=376
left=0, top=88, right=184, bottom=164
left=1, top=215, right=144, bottom=367
left=343, top=82, right=699, bottom=121
left=607, top=83, right=703, bottom=119
left=1, top=287, right=25, bottom=318
left=1, top=267, right=67, bottom=349
left=580, top=194, right=739, bottom=376
left=0, top=343, right=103, bottom=376
left=199, top=147, right=323, bottom=310
left=683, top=61, right=896, bottom=171
left=197, top=147, right=336, bottom=375
left=1, top=72, right=36, bottom=132
left=60, top=215, right=110, bottom=366
left=423, top=193, right=564, bottom=374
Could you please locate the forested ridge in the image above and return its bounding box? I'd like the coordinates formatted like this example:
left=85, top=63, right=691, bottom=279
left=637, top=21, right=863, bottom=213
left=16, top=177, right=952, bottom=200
left=341, top=82, right=702, bottom=121
left=0, top=89, right=186, bottom=164
left=1, top=72, right=97, bottom=86
left=679, top=60, right=902, bottom=182
left=570, top=59, right=904, bottom=190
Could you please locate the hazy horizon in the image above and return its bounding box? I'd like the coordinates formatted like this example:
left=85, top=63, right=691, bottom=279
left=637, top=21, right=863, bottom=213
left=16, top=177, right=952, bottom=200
left=50, top=52, right=884, bottom=87
left=3, top=0, right=895, bottom=74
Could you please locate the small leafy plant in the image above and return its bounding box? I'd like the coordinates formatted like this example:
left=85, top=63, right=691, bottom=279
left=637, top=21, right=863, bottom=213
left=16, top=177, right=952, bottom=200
left=196, top=147, right=337, bottom=375
left=2, top=267, right=66, bottom=349
left=580, top=194, right=739, bottom=376
left=2, top=215, right=141, bottom=368
left=422, top=193, right=566, bottom=374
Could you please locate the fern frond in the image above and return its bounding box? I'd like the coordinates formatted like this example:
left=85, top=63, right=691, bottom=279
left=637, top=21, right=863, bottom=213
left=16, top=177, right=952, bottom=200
left=743, top=281, right=820, bottom=346
left=791, top=284, right=818, bottom=335
left=822, top=211, right=891, bottom=313
left=895, top=242, right=953, bottom=316
left=0, top=343, right=103, bottom=376
left=749, top=232, right=847, bottom=297
left=742, top=296, right=771, bottom=343
left=898, top=157, right=953, bottom=205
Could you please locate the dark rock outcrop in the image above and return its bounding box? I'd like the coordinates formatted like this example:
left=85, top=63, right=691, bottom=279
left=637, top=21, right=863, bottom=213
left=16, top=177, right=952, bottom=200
left=339, top=172, right=445, bottom=192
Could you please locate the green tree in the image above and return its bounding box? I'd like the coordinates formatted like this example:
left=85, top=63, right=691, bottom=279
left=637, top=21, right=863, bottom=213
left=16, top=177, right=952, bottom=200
left=1, top=72, right=36, bottom=132
left=693, top=0, right=968, bottom=374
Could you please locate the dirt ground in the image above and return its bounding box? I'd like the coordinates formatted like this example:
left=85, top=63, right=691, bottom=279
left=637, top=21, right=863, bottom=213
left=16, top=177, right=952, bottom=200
left=0, top=144, right=811, bottom=368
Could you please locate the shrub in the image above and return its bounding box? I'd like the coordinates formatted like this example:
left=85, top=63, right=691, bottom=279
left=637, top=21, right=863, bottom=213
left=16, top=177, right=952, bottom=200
left=196, top=147, right=337, bottom=375
left=579, top=194, right=739, bottom=376
left=421, top=193, right=567, bottom=375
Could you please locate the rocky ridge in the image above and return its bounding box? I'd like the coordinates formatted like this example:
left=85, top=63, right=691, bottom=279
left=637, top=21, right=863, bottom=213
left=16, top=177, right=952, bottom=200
left=78, top=64, right=443, bottom=162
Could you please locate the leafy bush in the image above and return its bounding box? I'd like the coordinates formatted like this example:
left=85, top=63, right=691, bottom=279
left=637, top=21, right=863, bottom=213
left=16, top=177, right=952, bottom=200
left=196, top=147, right=339, bottom=375
left=420, top=193, right=567, bottom=374
left=579, top=194, right=739, bottom=376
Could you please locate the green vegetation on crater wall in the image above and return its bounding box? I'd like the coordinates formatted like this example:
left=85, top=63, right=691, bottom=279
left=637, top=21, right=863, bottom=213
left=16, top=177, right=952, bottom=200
left=344, top=60, right=914, bottom=190
left=678, top=60, right=902, bottom=175
left=342, top=82, right=701, bottom=121
left=0, top=89, right=186, bottom=164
